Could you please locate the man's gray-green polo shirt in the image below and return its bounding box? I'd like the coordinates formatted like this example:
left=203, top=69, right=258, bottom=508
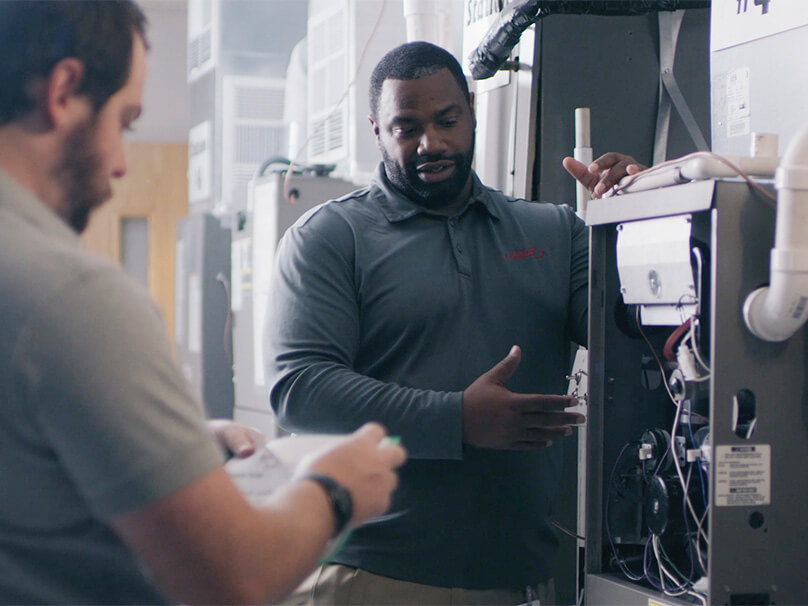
left=0, top=170, right=224, bottom=604
left=265, top=164, right=588, bottom=589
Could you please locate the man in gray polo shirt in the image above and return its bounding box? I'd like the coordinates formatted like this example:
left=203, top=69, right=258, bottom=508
left=265, top=42, right=640, bottom=604
left=0, top=3, right=405, bottom=603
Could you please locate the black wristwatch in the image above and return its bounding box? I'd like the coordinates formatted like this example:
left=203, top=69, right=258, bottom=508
left=303, top=474, right=353, bottom=537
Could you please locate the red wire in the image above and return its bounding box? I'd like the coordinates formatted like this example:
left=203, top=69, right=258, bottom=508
left=662, top=318, right=691, bottom=362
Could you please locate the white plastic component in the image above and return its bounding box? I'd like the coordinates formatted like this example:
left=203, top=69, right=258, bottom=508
left=565, top=347, right=588, bottom=412
left=680, top=154, right=778, bottom=180
left=693, top=576, right=709, bottom=594
left=614, top=153, right=778, bottom=195
left=676, top=343, right=700, bottom=381
left=616, top=215, right=695, bottom=305
left=743, top=121, right=808, bottom=341
left=616, top=215, right=697, bottom=325
left=699, top=433, right=711, bottom=469
left=750, top=132, right=778, bottom=158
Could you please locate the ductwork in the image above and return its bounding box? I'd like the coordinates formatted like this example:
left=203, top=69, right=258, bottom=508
left=743, top=122, right=808, bottom=342
left=467, top=0, right=711, bottom=80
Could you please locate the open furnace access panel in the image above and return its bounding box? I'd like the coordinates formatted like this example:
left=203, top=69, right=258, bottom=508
left=583, top=180, right=808, bottom=605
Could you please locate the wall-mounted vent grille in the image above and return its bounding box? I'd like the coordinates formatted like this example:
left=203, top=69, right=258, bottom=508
left=188, top=29, right=212, bottom=75
left=307, top=3, right=348, bottom=162
left=326, top=110, right=344, bottom=152
left=234, top=125, right=286, bottom=164
left=237, top=87, right=285, bottom=122
left=223, top=76, right=287, bottom=213
left=310, top=125, right=326, bottom=158
left=187, top=0, right=216, bottom=81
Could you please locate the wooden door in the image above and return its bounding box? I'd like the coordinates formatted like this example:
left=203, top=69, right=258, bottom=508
left=81, top=142, right=188, bottom=343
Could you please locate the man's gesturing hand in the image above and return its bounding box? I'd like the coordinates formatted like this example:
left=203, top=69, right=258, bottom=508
left=462, top=346, right=585, bottom=450
left=562, top=152, right=645, bottom=198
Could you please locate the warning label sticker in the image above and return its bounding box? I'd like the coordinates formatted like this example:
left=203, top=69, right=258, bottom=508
left=715, top=444, right=771, bottom=507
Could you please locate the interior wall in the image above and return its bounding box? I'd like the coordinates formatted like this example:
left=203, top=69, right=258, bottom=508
left=133, top=0, right=190, bottom=143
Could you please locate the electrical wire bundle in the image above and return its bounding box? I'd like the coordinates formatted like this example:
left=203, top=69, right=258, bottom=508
left=604, top=309, right=712, bottom=604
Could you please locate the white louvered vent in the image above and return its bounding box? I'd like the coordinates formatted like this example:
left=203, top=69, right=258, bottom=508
left=187, top=0, right=216, bottom=81
left=307, top=3, right=348, bottom=163
left=223, top=76, right=287, bottom=212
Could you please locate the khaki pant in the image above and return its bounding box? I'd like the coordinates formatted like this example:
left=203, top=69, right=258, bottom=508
left=280, top=564, right=555, bottom=606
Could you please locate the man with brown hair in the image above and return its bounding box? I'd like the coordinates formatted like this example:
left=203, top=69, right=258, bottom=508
left=0, top=3, right=405, bottom=603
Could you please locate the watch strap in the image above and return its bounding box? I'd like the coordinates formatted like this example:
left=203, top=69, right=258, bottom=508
left=302, top=474, right=353, bottom=537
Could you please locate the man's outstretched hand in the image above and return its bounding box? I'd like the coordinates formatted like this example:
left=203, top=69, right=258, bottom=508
left=462, top=345, right=585, bottom=450
left=563, top=152, right=645, bottom=198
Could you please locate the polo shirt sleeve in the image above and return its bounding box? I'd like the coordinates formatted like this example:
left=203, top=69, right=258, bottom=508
left=15, top=266, right=224, bottom=520
left=264, top=207, right=463, bottom=460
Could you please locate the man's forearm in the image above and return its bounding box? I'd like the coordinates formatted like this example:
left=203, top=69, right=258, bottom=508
left=111, top=467, right=334, bottom=605
left=271, top=360, right=463, bottom=459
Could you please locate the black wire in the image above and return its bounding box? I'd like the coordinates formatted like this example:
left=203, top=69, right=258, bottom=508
left=552, top=520, right=584, bottom=541
left=605, top=441, right=646, bottom=581
left=215, top=272, right=233, bottom=368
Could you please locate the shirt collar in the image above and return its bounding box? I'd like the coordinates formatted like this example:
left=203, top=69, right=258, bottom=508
left=369, top=163, right=502, bottom=223
left=0, top=169, right=80, bottom=247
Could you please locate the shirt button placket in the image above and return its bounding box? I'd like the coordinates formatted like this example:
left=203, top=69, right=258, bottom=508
left=447, top=217, right=471, bottom=276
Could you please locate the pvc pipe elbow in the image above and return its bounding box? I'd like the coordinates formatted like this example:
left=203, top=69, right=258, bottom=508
left=781, top=122, right=808, bottom=168
left=743, top=121, right=808, bottom=342
left=743, top=270, right=808, bottom=342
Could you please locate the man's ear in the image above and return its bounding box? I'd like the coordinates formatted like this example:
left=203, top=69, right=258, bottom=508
left=469, top=92, right=476, bottom=128
left=368, top=115, right=381, bottom=149
left=44, top=58, right=87, bottom=128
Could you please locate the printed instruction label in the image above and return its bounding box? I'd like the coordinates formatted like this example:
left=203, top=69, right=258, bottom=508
left=726, top=67, right=751, bottom=138
left=715, top=444, right=771, bottom=506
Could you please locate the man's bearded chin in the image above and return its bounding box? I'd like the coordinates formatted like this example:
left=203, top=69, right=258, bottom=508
left=68, top=184, right=111, bottom=233
left=53, top=117, right=112, bottom=233
left=381, top=137, right=475, bottom=210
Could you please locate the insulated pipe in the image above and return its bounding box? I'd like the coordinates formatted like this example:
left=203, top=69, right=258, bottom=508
left=467, top=0, right=711, bottom=80
left=743, top=122, right=808, bottom=342
left=467, top=0, right=540, bottom=80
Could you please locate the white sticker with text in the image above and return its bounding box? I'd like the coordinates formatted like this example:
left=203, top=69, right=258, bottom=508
left=715, top=444, right=771, bottom=506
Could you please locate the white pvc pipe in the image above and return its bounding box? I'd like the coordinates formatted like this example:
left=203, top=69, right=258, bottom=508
left=403, top=0, right=437, bottom=43
left=743, top=122, right=808, bottom=342
left=573, top=107, right=592, bottom=220
left=403, top=0, right=454, bottom=47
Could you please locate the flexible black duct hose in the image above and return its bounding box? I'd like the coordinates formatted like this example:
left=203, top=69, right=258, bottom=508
left=468, top=0, right=711, bottom=80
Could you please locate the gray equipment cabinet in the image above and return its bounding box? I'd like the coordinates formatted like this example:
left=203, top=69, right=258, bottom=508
left=230, top=172, right=357, bottom=437
left=584, top=180, right=808, bottom=605
left=174, top=213, right=234, bottom=419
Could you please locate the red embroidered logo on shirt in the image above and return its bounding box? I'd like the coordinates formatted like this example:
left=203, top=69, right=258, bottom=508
left=504, top=247, right=544, bottom=261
